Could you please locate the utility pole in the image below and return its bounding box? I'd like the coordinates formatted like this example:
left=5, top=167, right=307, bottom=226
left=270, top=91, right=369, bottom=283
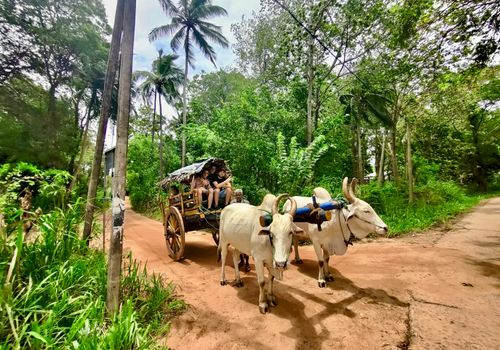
left=82, top=0, right=125, bottom=243
left=106, top=0, right=136, bottom=315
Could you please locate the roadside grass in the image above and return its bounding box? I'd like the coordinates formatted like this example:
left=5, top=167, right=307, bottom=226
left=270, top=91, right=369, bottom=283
left=381, top=194, right=487, bottom=236
left=0, top=199, right=185, bottom=349
left=359, top=180, right=497, bottom=237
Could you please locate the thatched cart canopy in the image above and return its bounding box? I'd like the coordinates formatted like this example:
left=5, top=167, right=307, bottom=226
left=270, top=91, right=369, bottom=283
left=157, top=158, right=229, bottom=188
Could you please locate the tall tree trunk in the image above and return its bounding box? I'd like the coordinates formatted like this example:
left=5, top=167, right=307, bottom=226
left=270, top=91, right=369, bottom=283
left=406, top=120, right=414, bottom=202
left=82, top=0, right=125, bottom=243
left=357, top=125, right=363, bottom=181
left=389, top=100, right=400, bottom=183
left=107, top=0, right=136, bottom=316
left=66, top=94, right=94, bottom=202
left=152, top=91, right=157, bottom=142
left=68, top=92, right=84, bottom=172
left=158, top=92, right=164, bottom=178
left=469, top=113, right=487, bottom=191
left=47, top=83, right=57, bottom=123
left=389, top=127, right=399, bottom=183
left=378, top=131, right=386, bottom=186
left=181, top=30, right=190, bottom=167
left=47, top=83, right=59, bottom=166
left=306, top=37, right=314, bottom=145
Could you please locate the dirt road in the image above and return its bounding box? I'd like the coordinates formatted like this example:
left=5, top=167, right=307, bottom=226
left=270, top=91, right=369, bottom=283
left=118, top=198, right=500, bottom=349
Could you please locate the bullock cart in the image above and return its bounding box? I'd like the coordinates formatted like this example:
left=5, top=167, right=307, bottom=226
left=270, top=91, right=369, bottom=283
left=158, top=158, right=230, bottom=261
left=158, top=158, right=338, bottom=261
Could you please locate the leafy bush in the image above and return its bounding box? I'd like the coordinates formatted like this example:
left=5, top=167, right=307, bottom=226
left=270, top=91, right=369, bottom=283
left=357, top=180, right=484, bottom=236
left=0, top=199, right=184, bottom=348
left=127, top=136, right=162, bottom=213
left=0, top=163, right=73, bottom=229
left=127, top=136, right=180, bottom=213
left=413, top=154, right=441, bottom=185
left=271, top=133, right=329, bottom=195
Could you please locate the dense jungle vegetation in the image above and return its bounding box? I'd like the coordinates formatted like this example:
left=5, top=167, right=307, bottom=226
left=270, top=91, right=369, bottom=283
left=0, top=0, right=499, bottom=347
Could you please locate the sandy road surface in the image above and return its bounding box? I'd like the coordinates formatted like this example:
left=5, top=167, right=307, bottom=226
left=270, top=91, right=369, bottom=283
left=114, top=198, right=500, bottom=350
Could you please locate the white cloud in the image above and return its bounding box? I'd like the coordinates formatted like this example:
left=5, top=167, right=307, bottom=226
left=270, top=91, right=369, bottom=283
left=102, top=0, right=260, bottom=75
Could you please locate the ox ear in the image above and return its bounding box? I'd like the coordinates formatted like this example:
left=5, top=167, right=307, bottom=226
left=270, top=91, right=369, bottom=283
left=258, top=226, right=271, bottom=236
left=346, top=209, right=355, bottom=221
left=259, top=214, right=273, bottom=227
left=292, top=224, right=304, bottom=235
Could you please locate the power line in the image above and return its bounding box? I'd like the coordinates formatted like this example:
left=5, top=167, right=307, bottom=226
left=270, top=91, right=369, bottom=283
left=270, top=0, right=368, bottom=87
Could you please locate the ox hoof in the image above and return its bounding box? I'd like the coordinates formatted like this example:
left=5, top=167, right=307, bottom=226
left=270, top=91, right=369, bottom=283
left=259, top=303, right=269, bottom=314
left=220, top=280, right=227, bottom=286
left=267, top=295, right=278, bottom=307
left=318, top=280, right=327, bottom=288
left=294, top=259, right=304, bottom=265
left=235, top=280, right=244, bottom=288
left=325, top=275, right=335, bottom=282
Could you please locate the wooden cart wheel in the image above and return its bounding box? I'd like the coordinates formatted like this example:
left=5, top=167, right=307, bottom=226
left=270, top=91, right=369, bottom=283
left=164, top=206, right=185, bottom=261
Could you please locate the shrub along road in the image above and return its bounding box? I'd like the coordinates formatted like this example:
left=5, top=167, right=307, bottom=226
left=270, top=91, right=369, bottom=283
left=117, top=198, right=500, bottom=349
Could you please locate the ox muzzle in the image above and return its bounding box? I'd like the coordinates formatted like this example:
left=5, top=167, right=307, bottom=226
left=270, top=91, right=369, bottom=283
left=274, top=261, right=288, bottom=270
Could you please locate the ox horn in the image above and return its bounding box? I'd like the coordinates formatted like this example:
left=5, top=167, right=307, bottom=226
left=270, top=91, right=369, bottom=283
left=349, top=178, right=359, bottom=201
left=288, top=197, right=297, bottom=217
left=342, top=177, right=355, bottom=203
left=272, top=194, right=289, bottom=215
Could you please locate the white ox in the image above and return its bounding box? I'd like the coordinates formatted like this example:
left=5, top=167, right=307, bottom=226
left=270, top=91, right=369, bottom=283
left=285, top=177, right=388, bottom=287
left=218, top=194, right=302, bottom=313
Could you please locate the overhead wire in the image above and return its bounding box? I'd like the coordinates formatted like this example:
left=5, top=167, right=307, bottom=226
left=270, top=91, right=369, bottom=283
left=270, top=0, right=369, bottom=87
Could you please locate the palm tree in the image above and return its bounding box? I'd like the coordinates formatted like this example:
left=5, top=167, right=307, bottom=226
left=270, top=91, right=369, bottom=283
left=149, top=0, right=229, bottom=166
left=135, top=50, right=182, bottom=176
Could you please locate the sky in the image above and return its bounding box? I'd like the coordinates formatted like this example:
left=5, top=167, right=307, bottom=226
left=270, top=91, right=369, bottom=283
left=102, top=0, right=261, bottom=76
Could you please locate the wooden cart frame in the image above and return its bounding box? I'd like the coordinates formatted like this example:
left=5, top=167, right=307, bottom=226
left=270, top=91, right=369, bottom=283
left=158, top=158, right=229, bottom=261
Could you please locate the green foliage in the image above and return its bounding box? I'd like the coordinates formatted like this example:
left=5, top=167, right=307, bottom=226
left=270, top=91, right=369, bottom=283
left=0, top=163, right=73, bottom=230
left=0, top=78, right=79, bottom=168
left=412, top=155, right=441, bottom=185
left=127, top=136, right=161, bottom=212
left=358, top=180, right=486, bottom=236
left=122, top=256, right=185, bottom=334
left=0, top=200, right=183, bottom=348
left=272, top=133, right=329, bottom=195
left=189, top=69, right=252, bottom=125
left=127, top=135, right=180, bottom=212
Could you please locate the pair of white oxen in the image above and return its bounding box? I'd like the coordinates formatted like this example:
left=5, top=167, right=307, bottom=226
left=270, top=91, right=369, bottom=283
left=218, top=177, right=388, bottom=314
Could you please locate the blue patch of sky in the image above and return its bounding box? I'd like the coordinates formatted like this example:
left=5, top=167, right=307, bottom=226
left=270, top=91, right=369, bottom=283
left=102, top=0, right=260, bottom=77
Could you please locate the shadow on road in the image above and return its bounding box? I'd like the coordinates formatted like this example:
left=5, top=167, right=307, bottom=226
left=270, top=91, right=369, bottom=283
left=294, top=258, right=408, bottom=307
left=465, top=257, right=500, bottom=284
left=227, top=258, right=408, bottom=350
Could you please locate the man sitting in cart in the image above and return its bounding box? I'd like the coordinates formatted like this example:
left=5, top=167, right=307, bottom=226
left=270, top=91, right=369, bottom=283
left=191, top=168, right=215, bottom=210
left=210, top=167, right=233, bottom=208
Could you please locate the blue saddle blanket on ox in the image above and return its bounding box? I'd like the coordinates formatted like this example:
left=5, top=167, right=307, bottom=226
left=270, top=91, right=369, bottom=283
left=294, top=197, right=345, bottom=216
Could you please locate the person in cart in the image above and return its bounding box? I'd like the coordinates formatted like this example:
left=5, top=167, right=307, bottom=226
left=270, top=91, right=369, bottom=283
left=191, top=168, right=215, bottom=210
left=211, top=168, right=233, bottom=208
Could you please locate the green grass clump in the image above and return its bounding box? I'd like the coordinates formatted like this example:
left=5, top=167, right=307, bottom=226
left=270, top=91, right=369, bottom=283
left=0, top=200, right=184, bottom=349
left=359, top=180, right=490, bottom=236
